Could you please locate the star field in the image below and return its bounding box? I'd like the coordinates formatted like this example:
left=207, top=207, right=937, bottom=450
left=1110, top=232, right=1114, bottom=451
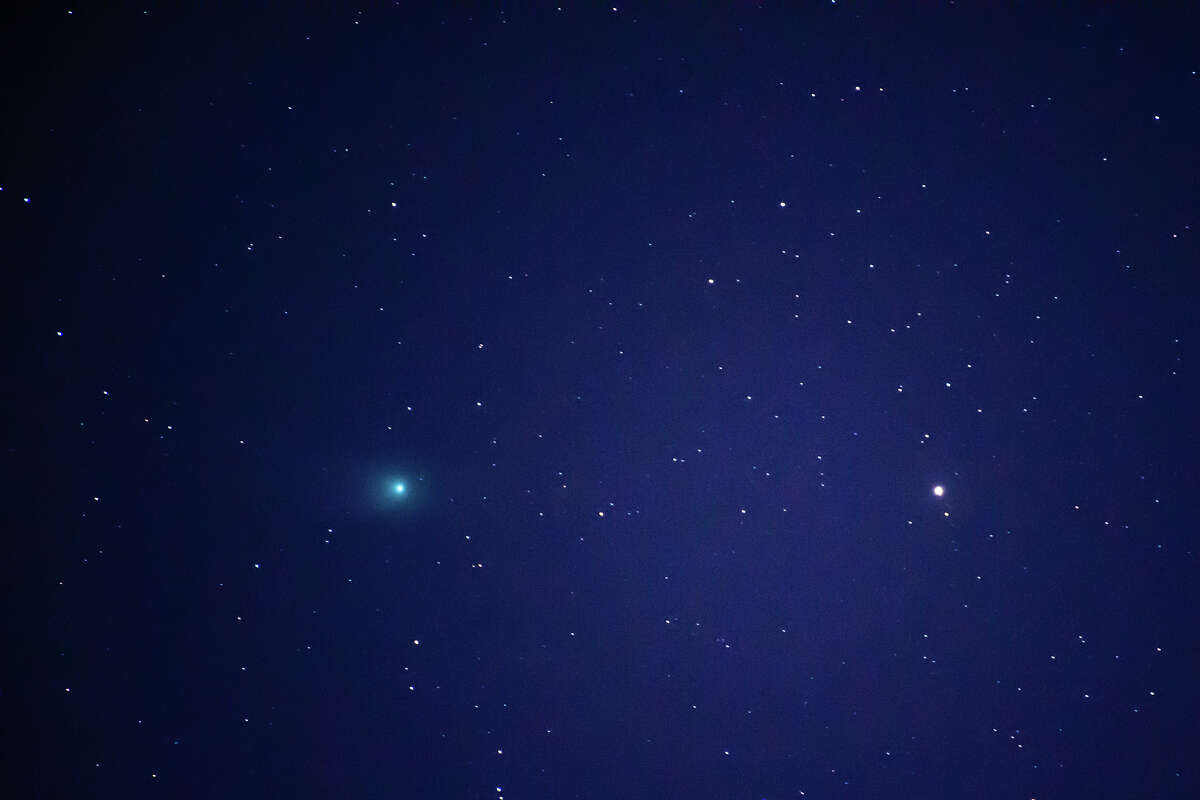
left=5, top=4, right=1199, bottom=799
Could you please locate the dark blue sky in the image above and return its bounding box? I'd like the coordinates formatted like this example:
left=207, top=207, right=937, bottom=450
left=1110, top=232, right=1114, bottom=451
left=6, top=3, right=1198, bottom=798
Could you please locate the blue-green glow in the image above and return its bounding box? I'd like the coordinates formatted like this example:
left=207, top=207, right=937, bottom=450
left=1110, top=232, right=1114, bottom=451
left=394, top=482, right=406, bottom=495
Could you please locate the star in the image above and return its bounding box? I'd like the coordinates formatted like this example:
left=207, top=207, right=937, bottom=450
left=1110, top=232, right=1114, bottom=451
left=932, top=485, right=945, bottom=497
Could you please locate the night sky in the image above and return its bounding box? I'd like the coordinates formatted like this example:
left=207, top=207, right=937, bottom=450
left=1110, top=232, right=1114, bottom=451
left=6, top=3, right=1199, bottom=798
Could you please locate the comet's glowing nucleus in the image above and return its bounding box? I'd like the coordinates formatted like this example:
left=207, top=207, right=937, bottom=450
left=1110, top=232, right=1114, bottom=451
left=394, top=482, right=406, bottom=495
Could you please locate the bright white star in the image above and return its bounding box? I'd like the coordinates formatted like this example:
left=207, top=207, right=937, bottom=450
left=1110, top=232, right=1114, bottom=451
left=932, top=485, right=944, bottom=497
